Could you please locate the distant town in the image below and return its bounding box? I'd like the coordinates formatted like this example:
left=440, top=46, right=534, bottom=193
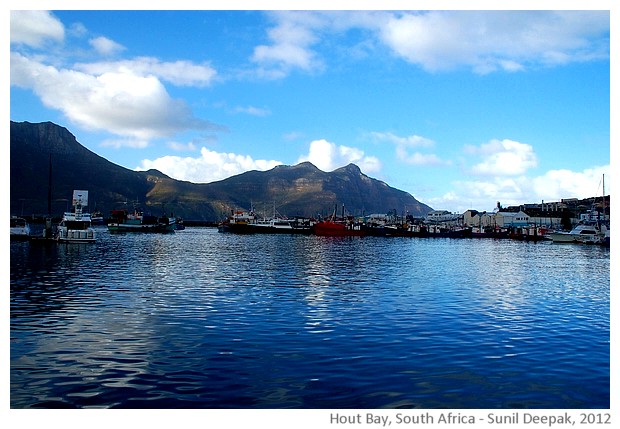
left=420, top=195, right=609, bottom=230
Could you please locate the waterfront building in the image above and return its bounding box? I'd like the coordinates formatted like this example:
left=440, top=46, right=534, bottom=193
left=465, top=211, right=495, bottom=228
left=494, top=211, right=530, bottom=228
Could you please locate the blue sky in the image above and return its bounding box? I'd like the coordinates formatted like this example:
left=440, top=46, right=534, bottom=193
left=9, top=7, right=611, bottom=213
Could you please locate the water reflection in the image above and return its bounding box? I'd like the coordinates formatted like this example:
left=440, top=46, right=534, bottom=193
left=11, top=229, right=609, bottom=408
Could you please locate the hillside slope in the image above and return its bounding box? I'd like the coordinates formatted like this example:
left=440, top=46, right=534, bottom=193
left=10, top=121, right=433, bottom=220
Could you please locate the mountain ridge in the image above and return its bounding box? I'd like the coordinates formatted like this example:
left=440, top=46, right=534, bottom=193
left=10, top=121, right=433, bottom=221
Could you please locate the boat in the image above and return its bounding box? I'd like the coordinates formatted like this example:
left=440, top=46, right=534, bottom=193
left=173, top=217, right=185, bottom=230
left=365, top=223, right=414, bottom=237
left=313, top=219, right=365, bottom=237
left=107, top=208, right=176, bottom=233
left=549, top=175, right=611, bottom=245
left=313, top=204, right=365, bottom=237
left=548, top=222, right=604, bottom=244
left=10, top=216, right=31, bottom=241
left=252, top=217, right=313, bottom=234
left=91, top=211, right=105, bottom=225
left=56, top=190, right=96, bottom=243
left=217, top=210, right=257, bottom=233
left=548, top=193, right=608, bottom=245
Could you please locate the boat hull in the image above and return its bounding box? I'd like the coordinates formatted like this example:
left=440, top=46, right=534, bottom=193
left=108, top=223, right=175, bottom=233
left=57, top=228, right=96, bottom=243
left=217, top=222, right=255, bottom=234
left=313, top=221, right=365, bottom=237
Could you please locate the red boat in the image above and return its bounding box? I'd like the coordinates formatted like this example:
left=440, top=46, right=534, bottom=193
left=312, top=220, right=365, bottom=237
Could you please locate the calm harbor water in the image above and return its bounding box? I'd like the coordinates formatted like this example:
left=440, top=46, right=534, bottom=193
left=10, top=227, right=610, bottom=409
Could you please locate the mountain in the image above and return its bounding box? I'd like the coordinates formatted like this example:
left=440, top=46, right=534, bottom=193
left=10, top=121, right=433, bottom=221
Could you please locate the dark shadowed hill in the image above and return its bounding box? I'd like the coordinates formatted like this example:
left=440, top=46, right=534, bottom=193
left=10, top=121, right=433, bottom=221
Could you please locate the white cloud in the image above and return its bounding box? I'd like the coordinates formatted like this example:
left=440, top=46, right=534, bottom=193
left=136, top=148, right=282, bottom=183
left=136, top=138, right=383, bottom=184
left=10, top=53, right=218, bottom=143
left=297, top=139, right=382, bottom=173
left=283, top=131, right=303, bottom=141
left=418, top=136, right=607, bottom=212
left=166, top=141, right=197, bottom=151
left=10, top=10, right=64, bottom=48
left=89, top=36, right=126, bottom=56
left=423, top=165, right=610, bottom=213
left=101, top=138, right=149, bottom=149
left=532, top=166, right=610, bottom=202
left=370, top=131, right=435, bottom=148
left=252, top=12, right=325, bottom=78
left=249, top=10, right=382, bottom=78
left=399, top=152, right=449, bottom=166
left=377, top=11, right=609, bottom=73
left=234, top=105, right=271, bottom=117
left=251, top=10, right=609, bottom=78
left=370, top=131, right=449, bottom=166
left=465, top=139, right=538, bottom=176
left=75, top=57, right=217, bottom=87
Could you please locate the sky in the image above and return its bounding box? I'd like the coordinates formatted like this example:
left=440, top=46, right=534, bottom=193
left=8, top=5, right=612, bottom=214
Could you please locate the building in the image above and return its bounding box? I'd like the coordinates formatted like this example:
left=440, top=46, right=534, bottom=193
left=494, top=211, right=530, bottom=227
left=465, top=211, right=495, bottom=228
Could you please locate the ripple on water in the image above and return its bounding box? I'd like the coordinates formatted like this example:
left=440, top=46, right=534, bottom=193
left=11, top=229, right=610, bottom=408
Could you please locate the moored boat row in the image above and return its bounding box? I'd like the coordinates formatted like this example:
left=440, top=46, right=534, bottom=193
left=216, top=206, right=609, bottom=245
left=217, top=210, right=313, bottom=235
left=11, top=189, right=182, bottom=244
left=13, top=194, right=609, bottom=246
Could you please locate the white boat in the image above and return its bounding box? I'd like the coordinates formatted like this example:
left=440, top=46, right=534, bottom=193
left=252, top=217, right=313, bottom=234
left=56, top=190, right=96, bottom=243
left=548, top=222, right=604, bottom=244
left=10, top=216, right=31, bottom=240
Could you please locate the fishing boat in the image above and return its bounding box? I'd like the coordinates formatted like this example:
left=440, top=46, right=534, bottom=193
left=252, top=217, right=313, bottom=234
left=108, top=208, right=176, bottom=233
left=313, top=204, right=365, bottom=237
left=10, top=216, right=31, bottom=241
left=313, top=219, right=365, bottom=237
left=174, top=217, right=185, bottom=230
left=217, top=210, right=256, bottom=233
left=91, top=211, right=105, bottom=225
left=56, top=190, right=96, bottom=243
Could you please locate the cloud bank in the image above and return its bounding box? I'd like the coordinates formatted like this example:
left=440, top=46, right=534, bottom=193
left=252, top=11, right=609, bottom=77
left=136, top=138, right=382, bottom=183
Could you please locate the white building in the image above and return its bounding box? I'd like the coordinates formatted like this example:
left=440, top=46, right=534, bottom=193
left=463, top=211, right=494, bottom=228
left=494, top=211, right=530, bottom=227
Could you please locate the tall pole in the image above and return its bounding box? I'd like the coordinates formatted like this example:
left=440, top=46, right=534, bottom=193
left=603, top=174, right=606, bottom=220
left=47, top=153, right=52, bottom=216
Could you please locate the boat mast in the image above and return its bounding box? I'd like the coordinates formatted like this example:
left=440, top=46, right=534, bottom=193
left=602, top=174, right=606, bottom=223
left=47, top=153, right=52, bottom=216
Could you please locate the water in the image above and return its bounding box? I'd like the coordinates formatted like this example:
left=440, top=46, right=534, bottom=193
left=10, top=227, right=610, bottom=409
